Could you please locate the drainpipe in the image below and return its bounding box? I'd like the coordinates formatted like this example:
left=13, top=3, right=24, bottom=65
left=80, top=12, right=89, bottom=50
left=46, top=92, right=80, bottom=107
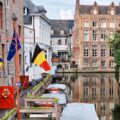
left=4, top=0, right=9, bottom=85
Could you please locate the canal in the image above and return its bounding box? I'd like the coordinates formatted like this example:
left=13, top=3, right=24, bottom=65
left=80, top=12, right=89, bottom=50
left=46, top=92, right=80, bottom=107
left=56, top=73, right=120, bottom=120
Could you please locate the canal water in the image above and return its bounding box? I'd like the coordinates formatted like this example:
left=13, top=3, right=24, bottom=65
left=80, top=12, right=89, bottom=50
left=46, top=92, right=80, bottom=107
left=56, top=73, right=120, bottom=120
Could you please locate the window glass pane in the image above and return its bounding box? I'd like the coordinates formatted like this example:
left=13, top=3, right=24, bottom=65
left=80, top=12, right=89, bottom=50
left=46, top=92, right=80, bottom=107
left=83, top=30, right=89, bottom=41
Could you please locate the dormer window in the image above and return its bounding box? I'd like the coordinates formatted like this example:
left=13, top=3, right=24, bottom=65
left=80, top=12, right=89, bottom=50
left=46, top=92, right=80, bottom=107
left=111, top=10, right=114, bottom=15
left=92, top=1, right=98, bottom=15
left=51, top=30, right=54, bottom=34
left=61, top=30, right=64, bottom=35
left=93, top=9, right=97, bottom=15
left=109, top=2, right=115, bottom=15
left=24, top=7, right=28, bottom=15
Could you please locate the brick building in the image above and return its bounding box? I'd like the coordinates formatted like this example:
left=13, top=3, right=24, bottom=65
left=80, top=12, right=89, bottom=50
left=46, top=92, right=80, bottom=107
left=0, top=0, right=23, bottom=85
left=72, top=0, right=120, bottom=71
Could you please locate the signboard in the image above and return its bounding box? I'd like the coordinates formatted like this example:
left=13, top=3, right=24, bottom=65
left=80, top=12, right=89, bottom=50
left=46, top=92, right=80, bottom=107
left=0, top=86, right=14, bottom=109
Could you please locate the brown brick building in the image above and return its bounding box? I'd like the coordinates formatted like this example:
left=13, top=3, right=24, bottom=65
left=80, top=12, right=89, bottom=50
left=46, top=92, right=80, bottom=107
left=72, top=0, right=120, bottom=72
left=0, top=0, right=23, bottom=85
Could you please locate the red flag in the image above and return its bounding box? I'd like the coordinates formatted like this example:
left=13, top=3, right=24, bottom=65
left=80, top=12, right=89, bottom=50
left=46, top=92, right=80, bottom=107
left=0, top=86, right=14, bottom=109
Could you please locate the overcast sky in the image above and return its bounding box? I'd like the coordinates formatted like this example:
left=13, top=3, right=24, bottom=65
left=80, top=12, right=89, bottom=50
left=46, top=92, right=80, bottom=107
left=31, top=0, right=119, bottom=19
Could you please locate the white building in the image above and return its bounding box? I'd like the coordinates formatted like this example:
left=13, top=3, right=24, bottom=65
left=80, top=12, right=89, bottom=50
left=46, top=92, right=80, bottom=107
left=23, top=0, right=52, bottom=81
left=51, top=20, right=74, bottom=70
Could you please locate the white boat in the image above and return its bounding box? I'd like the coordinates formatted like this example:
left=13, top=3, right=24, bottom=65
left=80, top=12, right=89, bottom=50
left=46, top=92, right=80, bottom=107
left=60, top=103, right=99, bottom=120
left=41, top=93, right=67, bottom=105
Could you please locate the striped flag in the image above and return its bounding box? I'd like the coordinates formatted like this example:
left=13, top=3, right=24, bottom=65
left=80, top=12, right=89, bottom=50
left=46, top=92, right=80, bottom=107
left=31, top=45, right=51, bottom=71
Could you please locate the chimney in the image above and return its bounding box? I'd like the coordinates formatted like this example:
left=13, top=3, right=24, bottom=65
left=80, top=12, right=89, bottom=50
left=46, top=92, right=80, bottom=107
left=75, top=0, right=80, bottom=16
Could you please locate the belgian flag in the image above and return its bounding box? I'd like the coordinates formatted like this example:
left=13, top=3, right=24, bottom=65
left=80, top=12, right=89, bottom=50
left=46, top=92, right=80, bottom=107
left=31, top=45, right=51, bottom=71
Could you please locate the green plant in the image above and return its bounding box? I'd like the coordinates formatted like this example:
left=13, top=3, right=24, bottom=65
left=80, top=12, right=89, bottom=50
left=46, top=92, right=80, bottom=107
left=112, top=104, right=120, bottom=120
left=1, top=108, right=16, bottom=120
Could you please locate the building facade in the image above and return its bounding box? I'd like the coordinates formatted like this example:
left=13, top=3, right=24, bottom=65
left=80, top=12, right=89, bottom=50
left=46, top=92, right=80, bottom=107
left=0, top=0, right=23, bottom=85
left=51, top=20, right=74, bottom=70
left=72, top=0, right=120, bottom=71
left=24, top=0, right=52, bottom=81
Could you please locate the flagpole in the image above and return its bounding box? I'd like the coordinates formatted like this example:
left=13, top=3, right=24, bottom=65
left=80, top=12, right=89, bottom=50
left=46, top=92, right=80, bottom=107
left=12, top=13, right=20, bottom=120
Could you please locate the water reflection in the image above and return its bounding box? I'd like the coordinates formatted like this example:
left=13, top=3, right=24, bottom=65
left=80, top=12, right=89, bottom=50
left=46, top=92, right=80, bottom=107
left=56, top=73, right=120, bottom=120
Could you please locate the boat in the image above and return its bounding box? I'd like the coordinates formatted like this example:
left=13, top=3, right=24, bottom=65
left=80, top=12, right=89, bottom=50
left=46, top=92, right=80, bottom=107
left=34, top=102, right=54, bottom=108
left=46, top=84, right=67, bottom=93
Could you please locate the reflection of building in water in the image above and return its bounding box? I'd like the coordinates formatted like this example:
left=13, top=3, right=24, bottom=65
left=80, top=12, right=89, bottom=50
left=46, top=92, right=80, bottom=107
left=70, top=73, right=119, bottom=120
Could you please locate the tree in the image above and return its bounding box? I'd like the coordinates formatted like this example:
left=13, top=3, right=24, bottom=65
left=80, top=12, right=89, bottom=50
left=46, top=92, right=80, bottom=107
left=109, top=31, right=120, bottom=120
left=109, top=31, right=120, bottom=80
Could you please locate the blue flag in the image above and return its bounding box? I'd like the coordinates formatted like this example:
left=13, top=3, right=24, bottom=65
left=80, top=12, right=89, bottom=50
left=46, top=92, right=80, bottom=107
left=7, top=30, right=21, bottom=61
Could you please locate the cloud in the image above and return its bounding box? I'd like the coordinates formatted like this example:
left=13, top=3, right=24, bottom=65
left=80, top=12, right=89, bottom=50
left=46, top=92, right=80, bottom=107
left=59, top=9, right=74, bottom=19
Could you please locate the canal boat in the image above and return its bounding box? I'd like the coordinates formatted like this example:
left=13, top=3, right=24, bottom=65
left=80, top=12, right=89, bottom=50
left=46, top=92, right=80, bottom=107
left=46, top=84, right=67, bottom=93
left=34, top=102, right=54, bottom=108
left=41, top=93, right=67, bottom=106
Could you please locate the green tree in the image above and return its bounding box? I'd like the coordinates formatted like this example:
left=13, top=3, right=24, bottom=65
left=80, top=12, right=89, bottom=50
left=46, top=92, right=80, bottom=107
left=109, top=31, right=120, bottom=79
left=109, top=31, right=120, bottom=120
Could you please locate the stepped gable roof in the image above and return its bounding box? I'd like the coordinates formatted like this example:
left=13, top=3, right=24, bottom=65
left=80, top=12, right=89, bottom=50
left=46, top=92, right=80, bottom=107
left=79, top=5, right=120, bottom=15
left=51, top=20, right=74, bottom=38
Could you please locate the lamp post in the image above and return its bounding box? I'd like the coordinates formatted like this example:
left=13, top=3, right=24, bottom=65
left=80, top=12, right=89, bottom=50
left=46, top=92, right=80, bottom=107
left=12, top=12, right=20, bottom=120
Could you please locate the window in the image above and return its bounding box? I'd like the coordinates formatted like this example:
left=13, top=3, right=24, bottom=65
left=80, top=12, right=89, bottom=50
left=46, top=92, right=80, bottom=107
left=19, top=54, right=22, bottom=69
left=92, top=77, right=97, bottom=85
left=51, top=30, right=54, bottom=34
left=110, top=48, right=114, bottom=57
left=92, top=60, right=98, bottom=67
left=83, top=30, right=89, bottom=41
left=93, top=21, right=98, bottom=27
left=92, top=45, right=97, bottom=57
left=109, top=31, right=113, bottom=37
left=83, top=87, right=88, bottom=95
left=111, top=10, right=115, bottom=15
left=92, top=87, right=96, bottom=95
left=61, top=30, right=64, bottom=35
left=101, top=19, right=106, bottom=28
left=84, top=49, right=89, bottom=57
left=18, top=25, right=21, bottom=38
left=83, top=77, right=89, bottom=86
left=58, top=39, right=61, bottom=45
left=109, top=61, right=114, bottom=67
left=0, top=2, right=3, bottom=29
left=93, top=30, right=97, bottom=41
left=24, top=8, right=28, bottom=15
left=65, top=39, right=67, bottom=45
left=83, top=21, right=89, bottom=27
left=101, top=30, right=106, bottom=41
left=93, top=10, right=97, bottom=15
left=50, top=40, right=52, bottom=45
left=101, top=61, right=106, bottom=67
left=83, top=45, right=89, bottom=57
left=101, top=49, right=106, bottom=57
left=110, top=20, right=115, bottom=28
left=30, top=51, right=32, bottom=67
left=83, top=59, right=89, bottom=67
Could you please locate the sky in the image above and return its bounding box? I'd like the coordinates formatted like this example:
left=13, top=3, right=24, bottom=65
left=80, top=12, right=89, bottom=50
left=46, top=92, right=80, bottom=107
left=31, top=0, right=119, bottom=19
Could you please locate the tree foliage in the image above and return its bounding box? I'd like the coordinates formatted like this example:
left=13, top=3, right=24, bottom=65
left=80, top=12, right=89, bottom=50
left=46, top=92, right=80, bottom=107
left=109, top=31, right=120, bottom=66
left=109, top=31, right=120, bottom=120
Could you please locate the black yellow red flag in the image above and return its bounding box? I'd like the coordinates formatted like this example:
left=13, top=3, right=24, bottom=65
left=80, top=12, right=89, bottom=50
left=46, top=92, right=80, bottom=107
left=31, top=44, right=51, bottom=71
